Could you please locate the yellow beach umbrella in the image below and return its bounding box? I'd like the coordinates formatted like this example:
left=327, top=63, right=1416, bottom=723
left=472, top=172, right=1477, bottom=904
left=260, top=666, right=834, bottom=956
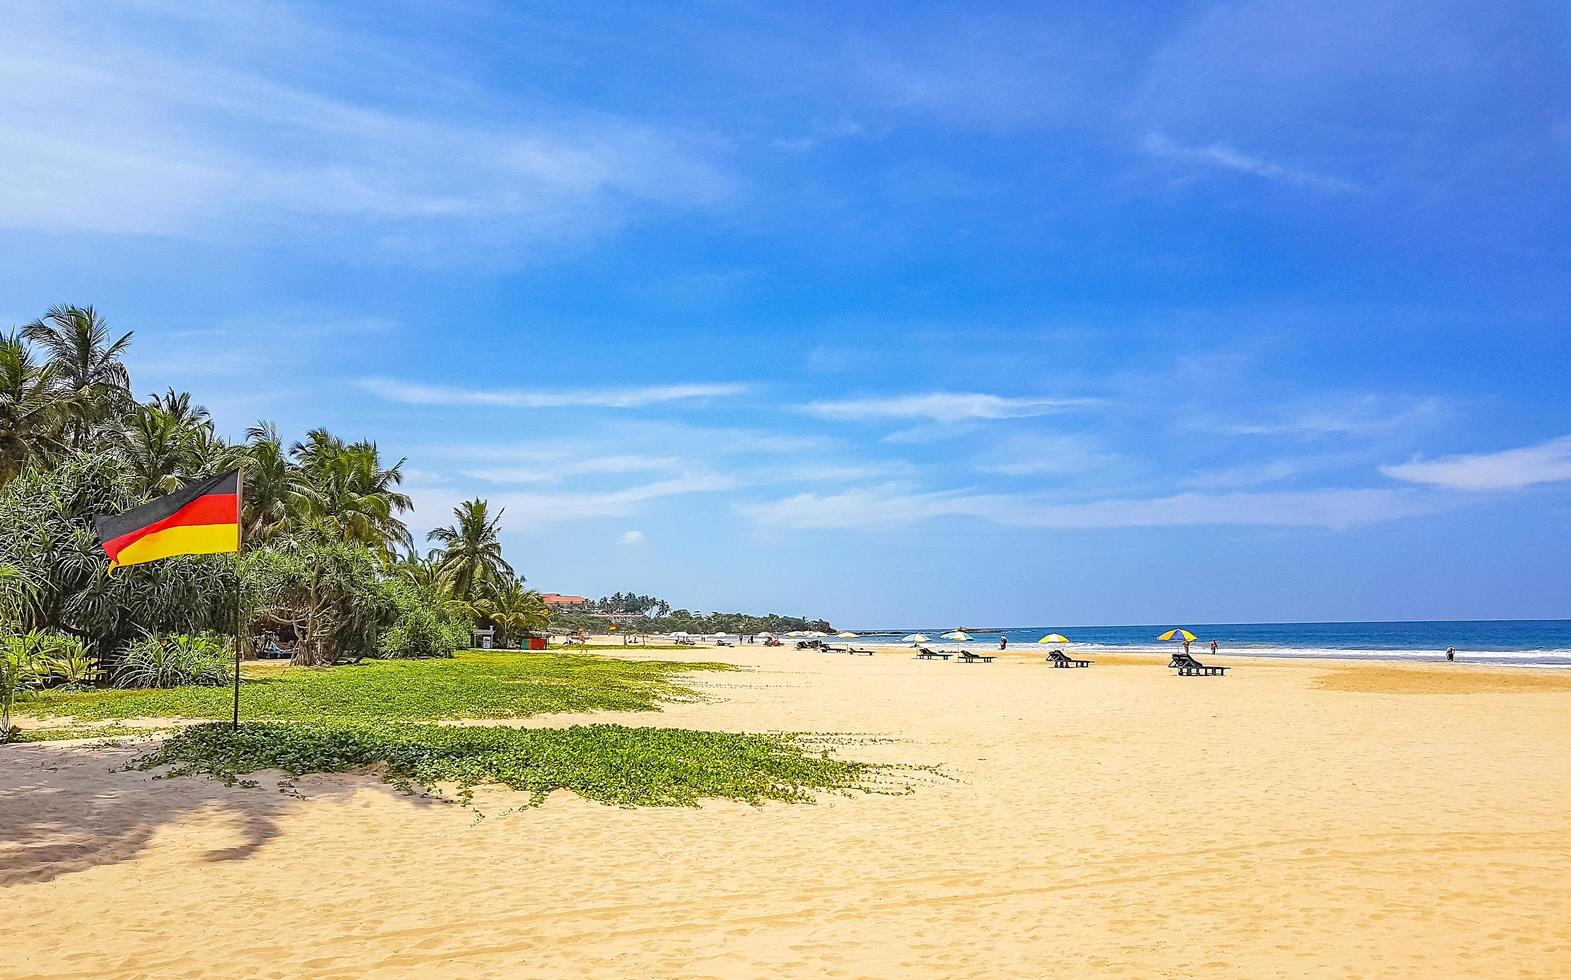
left=1158, top=628, right=1196, bottom=642
left=1037, top=633, right=1070, bottom=644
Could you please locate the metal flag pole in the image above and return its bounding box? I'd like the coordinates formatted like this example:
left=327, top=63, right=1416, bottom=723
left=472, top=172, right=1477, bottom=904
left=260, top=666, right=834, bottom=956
left=232, top=468, right=245, bottom=731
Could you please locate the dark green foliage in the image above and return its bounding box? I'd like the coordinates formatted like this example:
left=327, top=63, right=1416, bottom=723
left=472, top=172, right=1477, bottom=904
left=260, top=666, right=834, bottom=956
left=554, top=598, right=835, bottom=636
left=136, top=721, right=885, bottom=807
left=241, top=538, right=393, bottom=666
left=22, top=649, right=732, bottom=722
left=378, top=581, right=469, bottom=659
left=113, top=632, right=230, bottom=688
left=0, top=453, right=238, bottom=660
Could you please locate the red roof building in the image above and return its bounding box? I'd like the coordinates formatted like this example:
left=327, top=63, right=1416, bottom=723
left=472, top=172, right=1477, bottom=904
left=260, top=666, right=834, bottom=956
left=540, top=593, right=589, bottom=607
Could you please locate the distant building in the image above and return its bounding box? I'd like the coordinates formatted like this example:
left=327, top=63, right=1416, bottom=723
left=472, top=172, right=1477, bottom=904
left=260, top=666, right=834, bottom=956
left=540, top=593, right=589, bottom=607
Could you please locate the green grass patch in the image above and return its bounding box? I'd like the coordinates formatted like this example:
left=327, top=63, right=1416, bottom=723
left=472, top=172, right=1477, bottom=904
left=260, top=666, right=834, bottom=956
left=20, top=650, right=733, bottom=723
left=135, top=721, right=897, bottom=807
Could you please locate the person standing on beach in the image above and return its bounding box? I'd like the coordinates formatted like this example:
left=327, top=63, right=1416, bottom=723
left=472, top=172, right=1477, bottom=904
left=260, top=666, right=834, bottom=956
left=1000, top=635, right=1008, bottom=651
left=1183, top=637, right=1192, bottom=656
left=1210, top=640, right=1218, bottom=657
left=1446, top=646, right=1455, bottom=662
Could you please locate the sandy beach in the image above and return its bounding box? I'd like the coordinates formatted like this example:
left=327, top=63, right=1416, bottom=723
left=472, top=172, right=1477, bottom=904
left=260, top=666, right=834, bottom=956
left=6, top=645, right=1571, bottom=978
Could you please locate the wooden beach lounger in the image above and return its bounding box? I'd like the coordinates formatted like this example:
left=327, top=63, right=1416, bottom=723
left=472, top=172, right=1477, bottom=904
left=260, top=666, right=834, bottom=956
left=915, top=647, right=951, bottom=660
left=1169, top=652, right=1228, bottom=676
left=848, top=646, right=874, bottom=656
left=957, top=651, right=995, bottom=664
left=1046, top=649, right=1092, bottom=668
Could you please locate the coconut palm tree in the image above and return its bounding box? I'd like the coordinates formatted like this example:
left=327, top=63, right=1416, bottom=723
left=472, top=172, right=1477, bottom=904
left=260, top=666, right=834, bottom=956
left=391, top=552, right=443, bottom=592
left=0, top=332, right=64, bottom=485
left=473, top=576, right=548, bottom=647
left=428, top=499, right=513, bottom=601
left=116, top=390, right=244, bottom=497
left=21, top=305, right=132, bottom=452
left=290, top=428, right=413, bottom=561
left=241, top=421, right=310, bottom=543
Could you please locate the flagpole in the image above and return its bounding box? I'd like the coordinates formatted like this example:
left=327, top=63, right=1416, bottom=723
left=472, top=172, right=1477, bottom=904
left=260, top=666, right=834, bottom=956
left=233, top=468, right=245, bottom=732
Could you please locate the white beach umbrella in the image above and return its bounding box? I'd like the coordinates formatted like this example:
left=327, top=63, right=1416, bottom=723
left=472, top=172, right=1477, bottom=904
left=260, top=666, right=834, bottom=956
left=943, top=630, right=972, bottom=641
left=902, top=633, right=929, bottom=643
left=835, top=631, right=858, bottom=638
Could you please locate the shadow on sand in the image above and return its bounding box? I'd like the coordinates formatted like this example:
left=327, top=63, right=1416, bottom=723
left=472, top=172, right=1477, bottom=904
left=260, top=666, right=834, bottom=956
left=0, top=739, right=437, bottom=886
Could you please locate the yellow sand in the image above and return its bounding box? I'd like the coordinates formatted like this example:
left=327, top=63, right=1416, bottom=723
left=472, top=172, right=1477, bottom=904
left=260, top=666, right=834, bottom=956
left=6, top=646, right=1571, bottom=978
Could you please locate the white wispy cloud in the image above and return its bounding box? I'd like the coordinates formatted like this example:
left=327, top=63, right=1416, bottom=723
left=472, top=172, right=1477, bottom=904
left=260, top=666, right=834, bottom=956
left=803, top=392, right=1100, bottom=423
left=973, top=432, right=1121, bottom=476
left=462, top=455, right=682, bottom=485
left=407, top=474, right=738, bottom=528
left=0, top=4, right=729, bottom=254
left=359, top=378, right=748, bottom=409
left=1142, top=131, right=1359, bottom=193
left=619, top=530, right=646, bottom=545
left=1209, top=395, right=1440, bottom=439
left=739, top=485, right=1433, bottom=531
left=1381, top=436, right=1571, bottom=491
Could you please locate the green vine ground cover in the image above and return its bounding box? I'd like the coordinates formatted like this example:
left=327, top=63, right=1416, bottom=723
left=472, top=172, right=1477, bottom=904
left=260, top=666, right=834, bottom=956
left=136, top=721, right=900, bottom=807
left=16, top=650, right=911, bottom=808
left=20, top=650, right=733, bottom=723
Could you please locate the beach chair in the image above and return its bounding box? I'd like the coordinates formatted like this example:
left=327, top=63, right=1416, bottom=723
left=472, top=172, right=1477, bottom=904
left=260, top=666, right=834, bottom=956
left=1047, top=650, right=1092, bottom=668
left=1170, top=652, right=1228, bottom=676
left=821, top=644, right=846, bottom=654
left=848, top=647, right=875, bottom=656
left=915, top=647, right=951, bottom=661
left=957, top=651, right=995, bottom=664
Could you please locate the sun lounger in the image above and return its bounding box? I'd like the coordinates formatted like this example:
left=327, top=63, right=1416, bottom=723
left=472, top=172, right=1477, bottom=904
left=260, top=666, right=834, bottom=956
left=957, top=651, right=995, bottom=664
left=1047, top=650, right=1092, bottom=668
left=1169, top=652, right=1228, bottom=676
left=915, top=647, right=951, bottom=660
left=848, top=647, right=874, bottom=656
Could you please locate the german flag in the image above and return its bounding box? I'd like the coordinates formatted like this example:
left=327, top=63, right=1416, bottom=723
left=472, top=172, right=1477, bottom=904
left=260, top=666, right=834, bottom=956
left=96, top=470, right=241, bottom=571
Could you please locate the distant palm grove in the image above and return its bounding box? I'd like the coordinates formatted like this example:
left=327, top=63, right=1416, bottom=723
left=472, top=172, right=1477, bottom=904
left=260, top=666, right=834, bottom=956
left=0, top=305, right=544, bottom=724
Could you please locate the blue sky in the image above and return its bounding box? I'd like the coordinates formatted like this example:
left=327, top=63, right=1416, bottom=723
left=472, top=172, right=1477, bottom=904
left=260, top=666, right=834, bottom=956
left=3, top=0, right=1569, bottom=626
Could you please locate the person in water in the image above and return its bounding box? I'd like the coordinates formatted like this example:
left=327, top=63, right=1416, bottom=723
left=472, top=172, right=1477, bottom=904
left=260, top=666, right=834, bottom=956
left=999, top=635, right=1008, bottom=651
left=1210, top=640, right=1218, bottom=656
left=1446, top=646, right=1456, bottom=662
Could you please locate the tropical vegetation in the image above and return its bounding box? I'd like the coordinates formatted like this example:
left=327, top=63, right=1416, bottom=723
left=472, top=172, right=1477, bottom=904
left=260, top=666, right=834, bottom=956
left=0, top=304, right=547, bottom=737
left=137, top=721, right=892, bottom=807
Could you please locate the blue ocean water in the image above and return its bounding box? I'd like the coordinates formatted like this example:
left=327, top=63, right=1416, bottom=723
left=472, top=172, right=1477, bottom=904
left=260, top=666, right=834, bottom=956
left=847, top=620, right=1571, bottom=667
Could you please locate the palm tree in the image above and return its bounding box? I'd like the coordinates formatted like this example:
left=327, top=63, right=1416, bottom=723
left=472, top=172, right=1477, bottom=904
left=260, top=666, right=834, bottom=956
left=391, top=551, right=444, bottom=592
left=241, top=421, right=309, bottom=543
left=21, top=305, right=132, bottom=451
left=116, top=389, right=244, bottom=497
left=0, top=332, right=63, bottom=485
left=290, top=428, right=413, bottom=561
left=428, top=499, right=513, bottom=601
left=473, top=577, right=548, bottom=647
